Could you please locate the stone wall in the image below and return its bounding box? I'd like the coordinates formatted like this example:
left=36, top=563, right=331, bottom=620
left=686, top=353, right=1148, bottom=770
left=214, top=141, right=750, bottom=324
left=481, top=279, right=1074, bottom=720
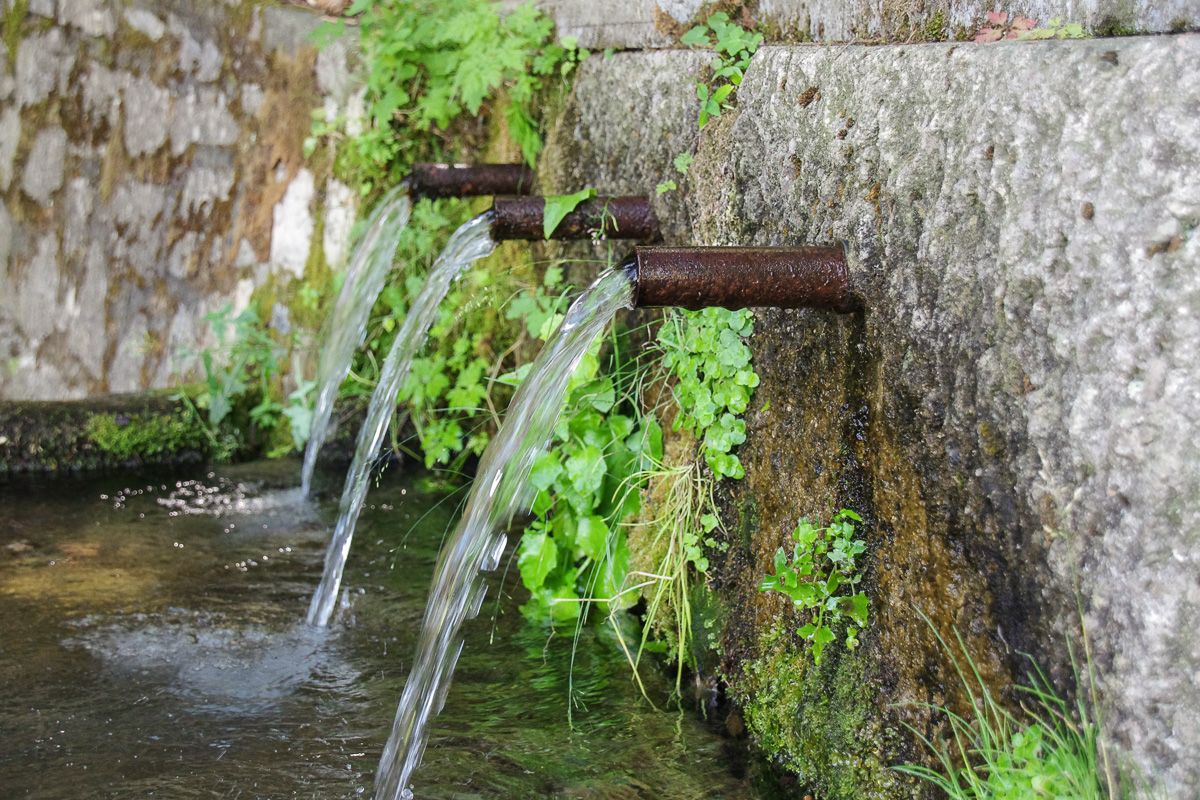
left=542, top=34, right=1200, bottom=797
left=0, top=0, right=358, bottom=400
left=522, top=0, right=1198, bottom=48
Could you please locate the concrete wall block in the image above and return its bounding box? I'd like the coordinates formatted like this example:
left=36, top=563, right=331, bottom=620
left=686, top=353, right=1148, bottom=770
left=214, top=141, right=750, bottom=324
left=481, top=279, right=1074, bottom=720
left=551, top=34, right=1200, bottom=795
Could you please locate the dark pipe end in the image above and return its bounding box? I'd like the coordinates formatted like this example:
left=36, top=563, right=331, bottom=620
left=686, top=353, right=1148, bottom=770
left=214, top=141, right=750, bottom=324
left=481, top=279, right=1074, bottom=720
left=408, top=163, right=535, bottom=199
left=491, top=196, right=660, bottom=241
left=633, top=246, right=858, bottom=312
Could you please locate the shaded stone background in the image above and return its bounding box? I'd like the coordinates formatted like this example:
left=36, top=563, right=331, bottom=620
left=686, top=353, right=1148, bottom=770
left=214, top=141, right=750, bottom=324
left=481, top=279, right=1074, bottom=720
left=542, top=33, right=1199, bottom=797
left=0, top=0, right=357, bottom=400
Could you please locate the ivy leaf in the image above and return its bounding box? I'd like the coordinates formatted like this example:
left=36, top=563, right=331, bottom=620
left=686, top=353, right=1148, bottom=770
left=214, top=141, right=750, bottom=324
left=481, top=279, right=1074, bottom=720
left=543, top=188, right=596, bottom=238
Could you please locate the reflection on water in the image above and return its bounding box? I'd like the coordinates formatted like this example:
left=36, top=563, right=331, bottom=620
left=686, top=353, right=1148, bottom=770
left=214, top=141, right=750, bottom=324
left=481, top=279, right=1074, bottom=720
left=0, top=463, right=766, bottom=799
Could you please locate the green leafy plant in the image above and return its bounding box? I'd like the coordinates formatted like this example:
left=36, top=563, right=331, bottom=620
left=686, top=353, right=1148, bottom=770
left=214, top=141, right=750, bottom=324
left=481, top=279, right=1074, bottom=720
left=897, top=619, right=1132, bottom=799
left=512, top=304, right=659, bottom=623
left=542, top=188, right=596, bottom=238
left=176, top=303, right=314, bottom=461
left=973, top=12, right=1086, bottom=42
left=311, top=0, right=585, bottom=191
left=657, top=307, right=759, bottom=479
left=680, top=12, right=763, bottom=129
left=759, top=508, right=869, bottom=665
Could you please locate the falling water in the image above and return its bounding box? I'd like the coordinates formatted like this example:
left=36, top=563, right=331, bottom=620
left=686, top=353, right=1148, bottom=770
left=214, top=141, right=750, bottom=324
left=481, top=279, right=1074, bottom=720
left=300, top=186, right=413, bottom=497
left=372, top=266, right=636, bottom=800
left=307, top=213, right=498, bottom=627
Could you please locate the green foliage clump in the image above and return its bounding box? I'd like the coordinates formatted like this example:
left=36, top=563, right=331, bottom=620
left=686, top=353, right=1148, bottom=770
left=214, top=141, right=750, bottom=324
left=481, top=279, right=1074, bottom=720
left=760, top=509, right=869, bottom=664
left=680, top=12, right=763, bottom=129
left=85, top=412, right=207, bottom=461
left=898, top=624, right=1132, bottom=800
left=313, top=0, right=586, bottom=191
left=180, top=303, right=314, bottom=460
left=509, top=292, right=659, bottom=622
left=657, top=307, right=759, bottom=479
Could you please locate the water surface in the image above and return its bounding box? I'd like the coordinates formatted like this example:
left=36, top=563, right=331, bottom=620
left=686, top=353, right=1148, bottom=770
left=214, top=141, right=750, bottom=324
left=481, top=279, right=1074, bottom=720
left=0, top=462, right=764, bottom=799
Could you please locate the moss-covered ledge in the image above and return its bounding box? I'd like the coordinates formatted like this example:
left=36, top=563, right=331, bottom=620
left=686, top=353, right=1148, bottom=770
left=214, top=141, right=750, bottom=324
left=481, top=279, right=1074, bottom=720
left=0, top=393, right=209, bottom=475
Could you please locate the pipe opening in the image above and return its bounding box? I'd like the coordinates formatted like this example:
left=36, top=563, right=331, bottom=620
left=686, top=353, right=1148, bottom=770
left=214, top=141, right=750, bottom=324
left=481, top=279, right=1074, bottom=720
left=407, top=163, right=535, bottom=199
left=632, top=246, right=857, bottom=311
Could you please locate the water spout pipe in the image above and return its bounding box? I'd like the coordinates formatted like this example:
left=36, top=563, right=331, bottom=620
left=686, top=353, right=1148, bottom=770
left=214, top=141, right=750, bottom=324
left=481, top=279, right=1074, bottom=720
left=490, top=196, right=660, bottom=241
left=631, top=246, right=857, bottom=311
left=407, top=163, right=535, bottom=198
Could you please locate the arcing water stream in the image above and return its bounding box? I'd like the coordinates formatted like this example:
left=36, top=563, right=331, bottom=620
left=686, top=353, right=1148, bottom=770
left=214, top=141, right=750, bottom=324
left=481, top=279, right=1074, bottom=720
left=373, top=266, right=637, bottom=800
left=307, top=213, right=497, bottom=627
left=301, top=187, right=413, bottom=498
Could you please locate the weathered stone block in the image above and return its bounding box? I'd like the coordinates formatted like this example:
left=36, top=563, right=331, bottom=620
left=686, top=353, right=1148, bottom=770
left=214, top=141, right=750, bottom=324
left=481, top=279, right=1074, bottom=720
left=0, top=105, right=18, bottom=191
left=549, top=34, right=1200, bottom=796
left=14, top=28, right=73, bottom=108
left=124, top=7, right=166, bottom=41
left=122, top=75, right=170, bottom=156
left=270, top=167, right=315, bottom=279
left=56, top=0, right=115, bottom=38
left=21, top=126, right=67, bottom=204
left=168, top=86, right=238, bottom=155
left=525, top=0, right=1198, bottom=47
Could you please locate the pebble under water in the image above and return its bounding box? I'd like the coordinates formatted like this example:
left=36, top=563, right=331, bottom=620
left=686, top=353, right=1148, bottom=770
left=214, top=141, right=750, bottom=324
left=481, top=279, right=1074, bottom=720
left=0, top=461, right=766, bottom=799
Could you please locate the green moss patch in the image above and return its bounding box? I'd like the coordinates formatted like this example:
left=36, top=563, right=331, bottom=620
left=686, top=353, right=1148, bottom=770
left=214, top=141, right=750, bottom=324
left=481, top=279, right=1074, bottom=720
left=85, top=411, right=208, bottom=462
left=736, top=625, right=914, bottom=799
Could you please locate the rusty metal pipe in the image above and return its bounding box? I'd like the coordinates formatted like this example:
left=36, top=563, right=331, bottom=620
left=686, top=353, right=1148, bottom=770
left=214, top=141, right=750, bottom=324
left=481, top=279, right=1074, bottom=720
left=632, top=246, right=857, bottom=311
left=491, top=196, right=660, bottom=241
left=406, top=163, right=535, bottom=198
